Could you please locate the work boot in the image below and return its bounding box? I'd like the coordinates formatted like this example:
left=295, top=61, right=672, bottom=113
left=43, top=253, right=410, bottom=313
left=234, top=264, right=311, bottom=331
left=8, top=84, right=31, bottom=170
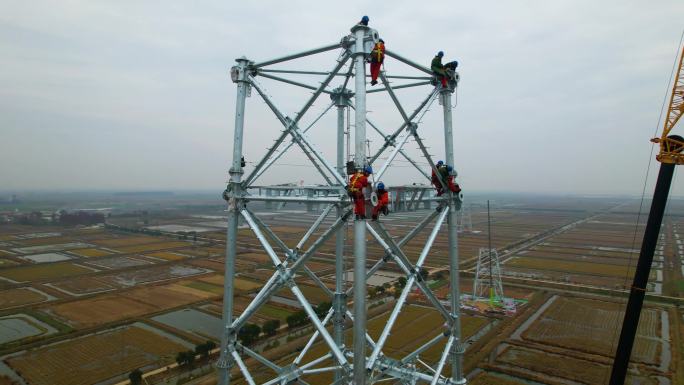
left=370, top=79, right=378, bottom=86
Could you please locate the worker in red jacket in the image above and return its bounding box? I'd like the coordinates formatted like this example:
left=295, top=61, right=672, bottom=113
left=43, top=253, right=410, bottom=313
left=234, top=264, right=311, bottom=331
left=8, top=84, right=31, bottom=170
left=348, top=166, right=372, bottom=219
left=370, top=39, right=385, bottom=86
left=431, top=160, right=445, bottom=195
left=372, top=182, right=390, bottom=221
left=446, top=165, right=461, bottom=194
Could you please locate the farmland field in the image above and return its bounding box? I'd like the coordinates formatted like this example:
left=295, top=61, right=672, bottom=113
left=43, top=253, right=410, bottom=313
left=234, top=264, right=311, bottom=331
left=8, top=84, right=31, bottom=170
left=113, top=241, right=190, bottom=253
left=521, top=296, right=660, bottom=364
left=0, top=288, right=49, bottom=309
left=50, top=277, right=116, bottom=295
left=145, top=251, right=187, bottom=261
left=6, top=325, right=188, bottom=385
left=92, top=236, right=165, bottom=247
left=469, top=372, right=528, bottom=385
left=0, top=263, right=93, bottom=283
left=69, top=248, right=112, bottom=258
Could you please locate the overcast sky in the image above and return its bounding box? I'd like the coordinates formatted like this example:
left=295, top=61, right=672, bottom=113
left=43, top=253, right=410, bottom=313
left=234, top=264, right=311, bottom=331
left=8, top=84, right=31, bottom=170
left=1, top=1, right=683, bottom=196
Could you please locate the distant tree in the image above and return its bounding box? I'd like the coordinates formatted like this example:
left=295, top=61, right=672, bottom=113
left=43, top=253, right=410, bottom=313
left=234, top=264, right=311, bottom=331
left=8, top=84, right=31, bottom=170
left=263, top=319, right=280, bottom=336
left=314, top=302, right=332, bottom=318
left=185, top=350, right=196, bottom=368
left=195, top=343, right=209, bottom=360
left=238, top=323, right=261, bottom=345
left=418, top=269, right=429, bottom=281
left=368, top=287, right=377, bottom=298
left=206, top=340, right=217, bottom=351
left=128, top=368, right=143, bottom=385
left=376, top=285, right=385, bottom=294
left=176, top=351, right=188, bottom=366
left=286, top=310, right=309, bottom=329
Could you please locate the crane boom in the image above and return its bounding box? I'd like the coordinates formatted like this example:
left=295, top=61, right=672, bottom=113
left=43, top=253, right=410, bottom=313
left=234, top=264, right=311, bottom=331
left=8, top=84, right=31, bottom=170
left=610, top=40, right=684, bottom=384
left=653, top=44, right=684, bottom=164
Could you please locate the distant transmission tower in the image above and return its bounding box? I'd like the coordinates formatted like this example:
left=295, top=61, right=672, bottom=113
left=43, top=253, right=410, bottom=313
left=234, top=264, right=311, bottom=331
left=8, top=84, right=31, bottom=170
left=457, top=203, right=472, bottom=233
left=218, top=22, right=464, bottom=385
left=472, top=200, right=504, bottom=305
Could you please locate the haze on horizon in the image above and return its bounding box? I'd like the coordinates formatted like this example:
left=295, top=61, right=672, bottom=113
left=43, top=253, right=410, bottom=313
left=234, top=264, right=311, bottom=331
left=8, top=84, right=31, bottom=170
left=1, top=0, right=683, bottom=196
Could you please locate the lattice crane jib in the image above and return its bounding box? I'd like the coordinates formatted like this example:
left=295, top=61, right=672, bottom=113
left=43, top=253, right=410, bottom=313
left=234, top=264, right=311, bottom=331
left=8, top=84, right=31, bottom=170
left=219, top=22, right=465, bottom=385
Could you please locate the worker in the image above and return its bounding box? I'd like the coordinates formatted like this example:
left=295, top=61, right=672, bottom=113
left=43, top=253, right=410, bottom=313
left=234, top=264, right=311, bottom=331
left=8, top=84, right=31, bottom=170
left=445, top=165, right=462, bottom=194
left=431, top=51, right=448, bottom=87
left=369, top=39, right=385, bottom=86
left=358, top=15, right=369, bottom=26
left=372, top=182, right=390, bottom=221
left=431, top=160, right=445, bottom=195
left=348, top=166, right=372, bottom=219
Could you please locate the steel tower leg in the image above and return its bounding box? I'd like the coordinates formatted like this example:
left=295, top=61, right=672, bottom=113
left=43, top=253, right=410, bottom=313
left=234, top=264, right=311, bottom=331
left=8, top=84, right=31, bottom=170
left=441, top=88, right=465, bottom=384
left=218, top=57, right=251, bottom=385
left=351, top=23, right=369, bottom=385
left=333, top=88, right=350, bottom=383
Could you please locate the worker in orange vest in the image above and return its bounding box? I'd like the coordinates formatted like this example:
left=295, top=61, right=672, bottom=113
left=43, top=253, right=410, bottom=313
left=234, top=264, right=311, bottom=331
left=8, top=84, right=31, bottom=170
left=348, top=166, right=372, bottom=219
left=371, top=182, right=390, bottom=221
left=370, top=39, right=385, bottom=86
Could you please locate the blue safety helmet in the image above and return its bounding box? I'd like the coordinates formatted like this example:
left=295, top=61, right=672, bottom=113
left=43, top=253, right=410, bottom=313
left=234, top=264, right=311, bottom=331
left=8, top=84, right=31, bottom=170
left=438, top=51, right=444, bottom=57
left=361, top=15, right=369, bottom=23
left=377, top=182, right=385, bottom=190
left=436, top=160, right=444, bottom=166
left=364, top=165, right=373, bottom=174
left=447, top=165, right=453, bottom=172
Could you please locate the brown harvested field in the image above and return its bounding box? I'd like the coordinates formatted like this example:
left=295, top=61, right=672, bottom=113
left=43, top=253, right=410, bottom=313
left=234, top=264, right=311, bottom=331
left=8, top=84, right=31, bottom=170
left=0, top=263, right=93, bottom=283
left=497, top=345, right=611, bottom=384
left=506, top=256, right=635, bottom=277
left=69, top=248, right=112, bottom=258
left=12, top=236, right=74, bottom=246
left=48, top=283, right=216, bottom=328
left=145, top=251, right=186, bottom=261
left=113, top=241, right=190, bottom=253
left=522, top=296, right=660, bottom=364
left=51, top=277, right=116, bottom=295
left=0, top=288, right=48, bottom=309
left=91, top=236, right=164, bottom=247
left=0, top=258, right=18, bottom=266
left=6, top=325, right=187, bottom=385
left=98, top=265, right=210, bottom=287
left=469, top=373, right=527, bottom=385
left=197, top=274, right=261, bottom=292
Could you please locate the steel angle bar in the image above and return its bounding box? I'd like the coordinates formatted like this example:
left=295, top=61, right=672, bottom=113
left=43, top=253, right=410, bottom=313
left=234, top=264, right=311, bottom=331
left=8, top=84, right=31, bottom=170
left=367, top=80, right=432, bottom=94
left=293, top=53, right=350, bottom=126
left=238, top=344, right=282, bottom=373
left=259, top=68, right=430, bottom=80
left=300, top=352, right=333, bottom=371
left=379, top=73, right=410, bottom=128
left=349, top=104, right=430, bottom=181
left=289, top=127, right=347, bottom=185
left=232, top=350, right=257, bottom=385
left=243, top=55, right=349, bottom=187
left=289, top=209, right=351, bottom=273
left=366, top=208, right=449, bottom=370
left=302, top=366, right=342, bottom=375
left=345, top=211, right=438, bottom=297
left=245, top=79, right=332, bottom=187
left=258, top=72, right=332, bottom=94
left=289, top=284, right=347, bottom=365
left=412, top=131, right=449, bottom=192
left=294, top=308, right=335, bottom=364
left=430, top=335, right=454, bottom=385
left=240, top=209, right=283, bottom=267
left=296, top=204, right=334, bottom=250
left=385, top=49, right=433, bottom=75
left=417, top=359, right=437, bottom=374
left=369, top=89, right=438, bottom=164
left=243, top=208, right=292, bottom=254
left=253, top=102, right=335, bottom=182
left=232, top=211, right=350, bottom=331
left=375, top=129, right=413, bottom=182
left=252, top=43, right=342, bottom=68
left=246, top=195, right=343, bottom=204
left=400, top=332, right=449, bottom=365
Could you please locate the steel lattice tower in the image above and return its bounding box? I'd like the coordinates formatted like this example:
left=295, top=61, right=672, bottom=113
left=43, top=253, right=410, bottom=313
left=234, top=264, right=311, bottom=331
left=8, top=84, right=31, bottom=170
left=217, top=23, right=465, bottom=385
left=472, top=201, right=504, bottom=304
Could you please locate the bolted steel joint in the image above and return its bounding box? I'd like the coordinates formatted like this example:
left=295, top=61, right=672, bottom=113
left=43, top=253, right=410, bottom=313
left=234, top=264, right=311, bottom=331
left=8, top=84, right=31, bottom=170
left=408, top=122, right=418, bottom=135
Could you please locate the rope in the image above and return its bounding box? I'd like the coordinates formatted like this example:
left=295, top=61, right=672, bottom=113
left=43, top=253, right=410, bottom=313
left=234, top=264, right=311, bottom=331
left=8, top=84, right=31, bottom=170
left=602, top=27, right=684, bottom=385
